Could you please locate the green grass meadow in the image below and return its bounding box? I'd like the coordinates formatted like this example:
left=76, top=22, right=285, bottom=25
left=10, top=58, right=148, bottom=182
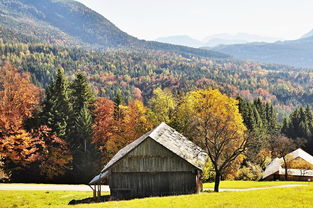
left=203, top=180, right=308, bottom=189
left=0, top=181, right=312, bottom=208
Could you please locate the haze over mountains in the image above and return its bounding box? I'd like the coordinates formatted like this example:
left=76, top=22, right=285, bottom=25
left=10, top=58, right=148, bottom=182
left=301, top=29, right=313, bottom=39
left=156, top=30, right=313, bottom=68
left=0, top=0, right=227, bottom=59
left=212, top=30, right=313, bottom=68
left=156, top=33, right=281, bottom=48
left=1, top=0, right=313, bottom=68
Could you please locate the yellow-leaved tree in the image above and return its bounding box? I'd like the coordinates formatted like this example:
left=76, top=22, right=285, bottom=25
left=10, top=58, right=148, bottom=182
left=148, top=88, right=176, bottom=125
left=182, top=89, right=247, bottom=192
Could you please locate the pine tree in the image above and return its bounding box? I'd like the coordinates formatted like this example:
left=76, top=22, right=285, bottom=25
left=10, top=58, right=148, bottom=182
left=68, top=73, right=96, bottom=146
left=68, top=73, right=100, bottom=183
left=113, top=89, right=124, bottom=121
left=282, top=117, right=290, bottom=136
left=69, top=73, right=96, bottom=114
left=39, top=68, right=72, bottom=141
left=282, top=106, right=313, bottom=154
left=305, top=105, right=313, bottom=122
left=72, top=107, right=101, bottom=183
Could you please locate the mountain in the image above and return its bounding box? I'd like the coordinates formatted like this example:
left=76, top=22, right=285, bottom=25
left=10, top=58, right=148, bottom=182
left=155, top=35, right=203, bottom=48
left=0, top=0, right=228, bottom=59
left=301, top=29, right=313, bottom=39
left=212, top=35, right=313, bottom=68
left=155, top=33, right=281, bottom=48
left=202, top=33, right=281, bottom=47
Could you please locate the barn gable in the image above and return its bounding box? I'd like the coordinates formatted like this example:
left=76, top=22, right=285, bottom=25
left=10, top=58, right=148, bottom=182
left=89, top=122, right=207, bottom=185
left=110, top=137, right=196, bottom=173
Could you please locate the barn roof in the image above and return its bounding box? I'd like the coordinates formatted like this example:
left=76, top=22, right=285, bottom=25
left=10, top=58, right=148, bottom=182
left=89, top=122, right=207, bottom=185
left=262, top=148, right=313, bottom=179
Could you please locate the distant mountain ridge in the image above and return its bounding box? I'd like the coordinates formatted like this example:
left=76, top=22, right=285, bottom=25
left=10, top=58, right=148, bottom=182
left=0, top=0, right=228, bottom=59
left=302, top=29, right=313, bottom=39
left=212, top=34, right=313, bottom=68
left=155, top=35, right=202, bottom=48
left=156, top=33, right=281, bottom=48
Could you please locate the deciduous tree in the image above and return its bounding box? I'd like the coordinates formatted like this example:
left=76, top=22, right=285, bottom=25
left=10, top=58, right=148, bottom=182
left=186, top=89, right=247, bottom=192
left=148, top=88, right=176, bottom=125
left=0, top=63, right=41, bottom=136
left=270, top=134, right=296, bottom=180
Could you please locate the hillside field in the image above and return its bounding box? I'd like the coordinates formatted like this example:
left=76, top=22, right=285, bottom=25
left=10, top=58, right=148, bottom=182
left=0, top=181, right=312, bottom=208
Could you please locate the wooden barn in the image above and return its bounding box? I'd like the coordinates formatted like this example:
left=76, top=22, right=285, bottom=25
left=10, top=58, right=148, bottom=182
left=262, top=148, right=313, bottom=181
left=89, top=122, right=207, bottom=200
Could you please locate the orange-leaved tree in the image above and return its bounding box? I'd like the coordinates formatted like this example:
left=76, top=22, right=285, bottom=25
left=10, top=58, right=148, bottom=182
left=93, top=98, right=153, bottom=162
left=0, top=63, right=41, bottom=135
left=92, top=97, right=115, bottom=154
left=0, top=63, right=71, bottom=181
left=34, top=126, right=72, bottom=180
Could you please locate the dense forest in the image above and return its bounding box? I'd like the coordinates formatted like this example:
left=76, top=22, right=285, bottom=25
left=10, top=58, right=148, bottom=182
left=0, top=63, right=312, bottom=184
left=1, top=42, right=313, bottom=119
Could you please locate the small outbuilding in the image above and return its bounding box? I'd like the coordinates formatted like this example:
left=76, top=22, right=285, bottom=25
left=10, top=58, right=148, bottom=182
left=262, top=148, right=313, bottom=181
left=89, top=122, right=207, bottom=200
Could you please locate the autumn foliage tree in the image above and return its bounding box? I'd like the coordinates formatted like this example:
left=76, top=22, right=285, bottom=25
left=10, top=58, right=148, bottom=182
left=93, top=97, right=152, bottom=162
left=148, top=88, right=176, bottom=126
left=33, top=126, right=72, bottom=180
left=0, top=63, right=71, bottom=182
left=0, top=63, right=41, bottom=136
left=0, top=126, right=72, bottom=182
left=124, top=100, right=153, bottom=140
left=0, top=63, right=41, bottom=180
left=184, top=89, right=247, bottom=192
left=286, top=157, right=313, bottom=176
left=92, top=98, right=115, bottom=154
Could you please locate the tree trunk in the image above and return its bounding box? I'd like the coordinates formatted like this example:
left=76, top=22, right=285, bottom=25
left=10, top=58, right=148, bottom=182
left=283, top=157, right=288, bottom=181
left=214, top=171, right=221, bottom=192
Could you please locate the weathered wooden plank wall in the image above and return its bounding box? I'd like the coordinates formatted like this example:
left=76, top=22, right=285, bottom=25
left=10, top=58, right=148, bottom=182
left=109, top=137, right=198, bottom=199
left=111, top=138, right=195, bottom=173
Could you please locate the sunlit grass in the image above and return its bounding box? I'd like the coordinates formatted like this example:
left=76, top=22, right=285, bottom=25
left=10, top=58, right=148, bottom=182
left=0, top=191, right=91, bottom=208
left=203, top=180, right=309, bottom=189
left=0, top=182, right=312, bottom=208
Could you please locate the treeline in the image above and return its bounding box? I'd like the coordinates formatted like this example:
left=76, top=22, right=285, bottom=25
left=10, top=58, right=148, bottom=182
left=1, top=63, right=312, bottom=183
left=1, top=42, right=313, bottom=117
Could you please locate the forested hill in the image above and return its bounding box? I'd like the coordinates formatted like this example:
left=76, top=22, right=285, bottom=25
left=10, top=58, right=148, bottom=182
left=1, top=0, right=313, bottom=116
left=0, top=0, right=227, bottom=59
left=1, top=42, right=313, bottom=117
left=212, top=35, right=313, bottom=68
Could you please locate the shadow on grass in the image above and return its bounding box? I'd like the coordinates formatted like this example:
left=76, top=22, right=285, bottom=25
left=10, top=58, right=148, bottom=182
left=202, top=190, right=214, bottom=193
left=69, top=195, right=111, bottom=205
left=69, top=192, right=216, bottom=205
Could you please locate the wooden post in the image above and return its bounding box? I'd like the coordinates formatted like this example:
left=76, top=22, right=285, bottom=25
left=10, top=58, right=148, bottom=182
left=97, top=184, right=101, bottom=197
left=93, top=185, right=97, bottom=199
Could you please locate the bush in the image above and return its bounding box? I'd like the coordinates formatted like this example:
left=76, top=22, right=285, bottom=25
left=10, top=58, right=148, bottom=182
left=236, top=162, right=263, bottom=181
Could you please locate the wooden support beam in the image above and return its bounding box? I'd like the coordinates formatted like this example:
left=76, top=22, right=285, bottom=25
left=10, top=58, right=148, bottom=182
left=93, top=185, right=97, bottom=199
left=97, top=184, right=101, bottom=197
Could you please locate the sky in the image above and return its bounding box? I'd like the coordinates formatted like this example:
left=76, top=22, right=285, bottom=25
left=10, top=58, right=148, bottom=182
left=76, top=0, right=313, bottom=41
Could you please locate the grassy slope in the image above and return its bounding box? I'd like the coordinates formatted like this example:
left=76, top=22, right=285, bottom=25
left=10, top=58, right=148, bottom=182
left=0, top=182, right=312, bottom=208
